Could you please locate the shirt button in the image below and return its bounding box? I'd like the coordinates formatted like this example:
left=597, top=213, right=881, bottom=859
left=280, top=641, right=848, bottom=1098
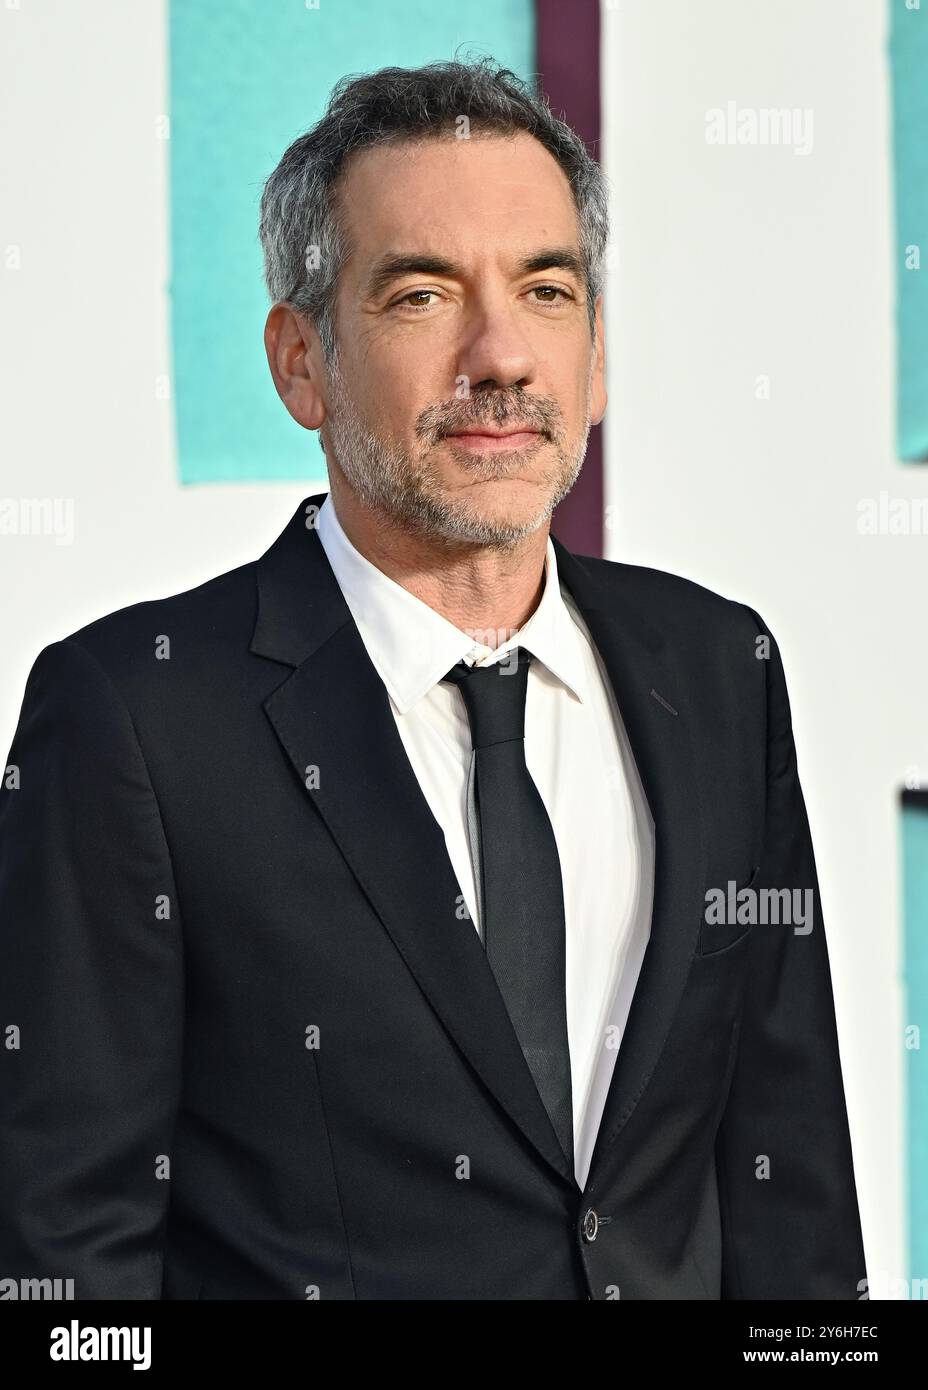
left=581, top=1208, right=599, bottom=1243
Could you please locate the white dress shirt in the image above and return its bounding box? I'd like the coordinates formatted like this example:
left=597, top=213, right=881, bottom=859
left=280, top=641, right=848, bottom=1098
left=316, top=492, right=655, bottom=1189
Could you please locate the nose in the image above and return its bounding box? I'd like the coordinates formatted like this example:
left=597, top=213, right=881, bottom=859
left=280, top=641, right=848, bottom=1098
left=455, top=294, right=538, bottom=396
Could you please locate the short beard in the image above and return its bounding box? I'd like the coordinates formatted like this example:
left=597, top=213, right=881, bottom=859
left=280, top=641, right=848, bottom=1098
left=321, top=344, right=592, bottom=550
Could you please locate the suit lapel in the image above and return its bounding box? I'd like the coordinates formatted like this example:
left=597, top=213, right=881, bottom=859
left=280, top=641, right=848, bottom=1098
left=550, top=538, right=709, bottom=1195
left=252, top=495, right=576, bottom=1187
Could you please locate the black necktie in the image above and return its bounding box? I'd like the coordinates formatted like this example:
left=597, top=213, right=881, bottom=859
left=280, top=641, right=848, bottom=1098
left=442, top=648, right=574, bottom=1170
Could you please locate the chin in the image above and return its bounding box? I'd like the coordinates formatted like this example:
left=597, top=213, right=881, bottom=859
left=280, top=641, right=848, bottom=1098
left=436, top=488, right=555, bottom=547
left=449, top=470, right=547, bottom=501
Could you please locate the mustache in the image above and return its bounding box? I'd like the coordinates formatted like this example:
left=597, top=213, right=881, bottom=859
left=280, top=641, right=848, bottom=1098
left=416, top=390, right=560, bottom=442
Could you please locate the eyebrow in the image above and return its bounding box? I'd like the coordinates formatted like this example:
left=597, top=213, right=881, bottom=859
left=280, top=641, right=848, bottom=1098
left=362, top=247, right=587, bottom=301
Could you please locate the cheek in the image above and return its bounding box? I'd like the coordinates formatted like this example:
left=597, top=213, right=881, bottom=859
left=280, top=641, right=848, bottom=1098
left=343, top=374, right=418, bottom=444
left=551, top=388, right=590, bottom=441
left=364, top=348, right=451, bottom=428
left=536, top=355, right=594, bottom=434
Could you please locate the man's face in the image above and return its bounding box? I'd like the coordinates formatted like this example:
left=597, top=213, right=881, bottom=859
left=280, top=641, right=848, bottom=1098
left=320, top=130, right=606, bottom=547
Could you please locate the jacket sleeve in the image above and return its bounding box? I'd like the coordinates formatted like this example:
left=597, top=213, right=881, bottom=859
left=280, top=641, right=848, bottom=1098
left=0, top=638, right=184, bottom=1299
left=715, top=606, right=867, bottom=1298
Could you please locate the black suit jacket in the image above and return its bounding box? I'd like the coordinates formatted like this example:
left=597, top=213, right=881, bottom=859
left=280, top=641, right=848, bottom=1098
left=0, top=493, right=867, bottom=1299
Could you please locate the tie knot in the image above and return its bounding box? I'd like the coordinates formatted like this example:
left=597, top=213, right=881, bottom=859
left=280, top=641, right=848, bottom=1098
left=441, top=648, right=532, bottom=749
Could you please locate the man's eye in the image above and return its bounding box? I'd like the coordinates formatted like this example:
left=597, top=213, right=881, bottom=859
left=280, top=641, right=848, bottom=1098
left=528, top=285, right=573, bottom=306
left=392, top=290, right=440, bottom=313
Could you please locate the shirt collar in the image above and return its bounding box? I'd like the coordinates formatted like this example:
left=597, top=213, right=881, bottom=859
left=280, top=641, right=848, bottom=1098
left=315, top=492, right=590, bottom=713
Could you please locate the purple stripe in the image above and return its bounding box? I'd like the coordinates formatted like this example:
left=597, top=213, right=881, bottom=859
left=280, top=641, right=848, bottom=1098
left=536, top=0, right=604, bottom=557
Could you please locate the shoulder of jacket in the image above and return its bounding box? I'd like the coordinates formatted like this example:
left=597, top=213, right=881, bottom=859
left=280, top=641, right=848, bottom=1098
left=570, top=553, right=761, bottom=638
left=48, top=558, right=259, bottom=685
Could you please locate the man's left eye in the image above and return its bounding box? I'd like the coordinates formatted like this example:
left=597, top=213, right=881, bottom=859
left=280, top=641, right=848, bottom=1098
left=394, top=290, right=440, bottom=312
left=528, top=285, right=573, bottom=306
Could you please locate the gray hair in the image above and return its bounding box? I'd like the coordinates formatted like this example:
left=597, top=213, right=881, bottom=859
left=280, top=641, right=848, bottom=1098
left=258, top=56, right=609, bottom=363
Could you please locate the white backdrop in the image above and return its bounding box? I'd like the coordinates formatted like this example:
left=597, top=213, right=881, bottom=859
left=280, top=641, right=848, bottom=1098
left=602, top=0, right=917, bottom=1292
left=0, top=0, right=914, bottom=1292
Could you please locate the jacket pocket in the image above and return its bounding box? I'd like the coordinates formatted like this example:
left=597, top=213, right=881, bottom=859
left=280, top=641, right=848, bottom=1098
left=698, top=864, right=760, bottom=956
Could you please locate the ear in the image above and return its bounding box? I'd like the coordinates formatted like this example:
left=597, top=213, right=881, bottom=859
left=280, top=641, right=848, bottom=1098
left=263, top=304, right=328, bottom=431
left=590, top=294, right=607, bottom=427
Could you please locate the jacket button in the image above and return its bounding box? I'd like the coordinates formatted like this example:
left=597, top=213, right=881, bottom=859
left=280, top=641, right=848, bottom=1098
left=581, top=1208, right=599, bottom=1243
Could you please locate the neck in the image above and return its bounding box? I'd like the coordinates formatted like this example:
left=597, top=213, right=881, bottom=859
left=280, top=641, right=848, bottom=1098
left=327, top=476, right=549, bottom=648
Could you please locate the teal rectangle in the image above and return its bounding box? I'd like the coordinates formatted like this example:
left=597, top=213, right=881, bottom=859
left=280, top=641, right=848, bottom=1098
left=889, top=0, right=928, bottom=461
left=902, top=794, right=928, bottom=1283
left=168, top=0, right=536, bottom=484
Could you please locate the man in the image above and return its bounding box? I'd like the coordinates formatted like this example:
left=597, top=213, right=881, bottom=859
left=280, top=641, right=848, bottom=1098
left=0, top=58, right=865, bottom=1300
